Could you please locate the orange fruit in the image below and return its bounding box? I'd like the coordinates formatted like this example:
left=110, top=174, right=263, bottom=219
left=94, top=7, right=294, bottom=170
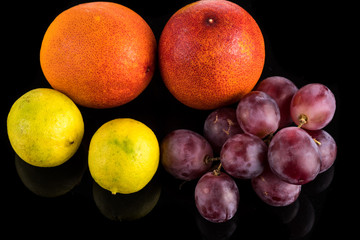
left=158, top=0, right=265, bottom=110
left=40, top=2, right=156, bottom=108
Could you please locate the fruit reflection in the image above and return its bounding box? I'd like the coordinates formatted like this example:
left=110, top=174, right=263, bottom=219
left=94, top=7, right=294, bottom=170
left=265, top=199, right=300, bottom=224
left=287, top=195, right=315, bottom=239
left=303, top=165, right=335, bottom=195
left=195, top=210, right=238, bottom=240
left=14, top=148, right=86, bottom=198
left=92, top=175, right=161, bottom=221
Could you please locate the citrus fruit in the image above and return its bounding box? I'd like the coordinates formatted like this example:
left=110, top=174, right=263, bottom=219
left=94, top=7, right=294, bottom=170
left=7, top=88, right=84, bottom=167
left=88, top=118, right=159, bottom=194
left=40, top=2, right=156, bottom=108
left=159, top=0, right=265, bottom=110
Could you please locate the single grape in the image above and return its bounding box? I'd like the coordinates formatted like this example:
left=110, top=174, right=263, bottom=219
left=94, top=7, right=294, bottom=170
left=268, top=127, right=321, bottom=185
left=255, top=76, right=298, bottom=128
left=305, top=129, right=337, bottom=173
left=252, top=167, right=301, bottom=207
left=290, top=83, right=336, bottom=130
left=160, top=129, right=213, bottom=181
left=195, top=171, right=239, bottom=223
left=220, top=133, right=267, bottom=179
left=236, top=91, right=280, bottom=139
left=204, top=107, right=243, bottom=153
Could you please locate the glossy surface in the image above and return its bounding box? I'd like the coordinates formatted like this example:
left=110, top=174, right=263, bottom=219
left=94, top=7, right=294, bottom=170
left=3, top=0, right=348, bottom=239
left=203, top=107, right=243, bottom=153
left=268, top=127, right=321, bottom=185
left=221, top=133, right=267, bottom=179
left=305, top=129, right=337, bottom=173
left=195, top=171, right=239, bottom=223
left=236, top=91, right=280, bottom=138
left=160, top=129, right=212, bottom=180
left=255, top=76, right=298, bottom=128
left=290, top=83, right=336, bottom=130
left=252, top=167, right=301, bottom=206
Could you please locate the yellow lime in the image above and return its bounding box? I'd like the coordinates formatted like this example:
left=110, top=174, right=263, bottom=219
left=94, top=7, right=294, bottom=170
left=88, top=118, right=159, bottom=194
left=7, top=88, right=84, bottom=167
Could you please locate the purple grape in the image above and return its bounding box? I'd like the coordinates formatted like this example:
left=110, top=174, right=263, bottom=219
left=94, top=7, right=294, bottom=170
left=220, top=133, right=267, bottom=179
left=305, top=129, right=337, bottom=173
left=236, top=91, right=280, bottom=139
left=160, top=129, right=213, bottom=181
left=195, top=171, right=239, bottom=223
left=252, top=167, right=301, bottom=207
left=268, top=127, right=321, bottom=185
left=203, top=107, right=243, bottom=153
left=255, top=76, right=298, bottom=128
left=290, top=83, right=336, bottom=130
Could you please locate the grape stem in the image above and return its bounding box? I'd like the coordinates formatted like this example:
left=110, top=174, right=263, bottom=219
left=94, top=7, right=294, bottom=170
left=297, top=114, right=308, bottom=128
left=263, top=133, right=274, bottom=145
left=213, top=163, right=222, bottom=176
left=204, top=155, right=221, bottom=164
left=313, top=138, right=322, bottom=145
left=179, top=180, right=188, bottom=190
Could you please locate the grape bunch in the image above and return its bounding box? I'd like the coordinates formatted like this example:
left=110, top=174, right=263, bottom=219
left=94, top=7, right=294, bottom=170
left=160, top=76, right=337, bottom=223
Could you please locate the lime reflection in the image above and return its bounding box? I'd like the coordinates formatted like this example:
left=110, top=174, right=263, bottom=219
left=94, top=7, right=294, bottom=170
left=14, top=148, right=86, bottom=198
left=92, top=175, right=161, bottom=221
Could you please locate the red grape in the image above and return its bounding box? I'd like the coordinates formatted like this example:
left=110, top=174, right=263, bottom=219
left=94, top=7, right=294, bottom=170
left=252, top=167, right=301, bottom=207
left=220, top=133, right=267, bottom=179
left=203, top=107, right=243, bottom=153
left=268, top=127, right=321, bottom=185
left=160, top=129, right=213, bottom=181
left=305, top=129, right=337, bottom=173
left=195, top=171, right=239, bottom=223
left=290, top=83, right=336, bottom=130
left=255, top=76, right=298, bottom=128
left=236, top=91, right=280, bottom=139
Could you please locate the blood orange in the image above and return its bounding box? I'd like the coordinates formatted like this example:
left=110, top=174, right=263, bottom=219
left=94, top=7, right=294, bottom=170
left=40, top=2, right=156, bottom=108
left=159, top=0, right=265, bottom=110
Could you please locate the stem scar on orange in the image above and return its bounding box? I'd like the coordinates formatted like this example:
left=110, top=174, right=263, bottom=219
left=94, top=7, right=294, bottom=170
left=40, top=2, right=157, bottom=109
left=159, top=0, right=265, bottom=110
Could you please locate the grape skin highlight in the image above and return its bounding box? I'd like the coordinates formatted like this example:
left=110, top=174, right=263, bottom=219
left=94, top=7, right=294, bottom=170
left=252, top=167, right=301, bottom=207
left=305, top=129, right=337, bottom=173
left=220, top=133, right=267, bottom=179
left=268, top=127, right=321, bottom=185
left=160, top=129, right=213, bottom=181
left=255, top=76, right=298, bottom=128
left=290, top=83, right=336, bottom=130
left=195, top=171, right=239, bottom=223
left=204, top=107, right=243, bottom=153
left=236, top=91, right=280, bottom=139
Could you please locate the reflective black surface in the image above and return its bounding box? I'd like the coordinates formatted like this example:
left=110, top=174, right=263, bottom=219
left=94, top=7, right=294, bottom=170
left=2, top=0, right=351, bottom=238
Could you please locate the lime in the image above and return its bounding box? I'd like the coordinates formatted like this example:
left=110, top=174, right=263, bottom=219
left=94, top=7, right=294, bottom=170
left=88, top=118, right=159, bottom=194
left=7, top=88, right=84, bottom=167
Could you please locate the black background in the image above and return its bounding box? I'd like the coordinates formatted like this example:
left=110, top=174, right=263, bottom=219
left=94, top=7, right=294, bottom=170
left=2, top=0, right=354, bottom=238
